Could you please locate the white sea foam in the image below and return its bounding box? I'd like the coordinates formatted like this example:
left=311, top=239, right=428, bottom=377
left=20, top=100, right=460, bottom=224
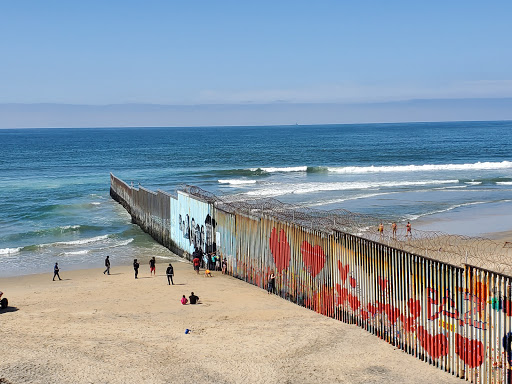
left=434, top=185, right=467, bottom=190
left=60, top=225, right=81, bottom=230
left=91, top=202, right=101, bottom=206
left=464, top=181, right=483, bottom=185
left=326, top=161, right=512, bottom=174
left=305, top=192, right=396, bottom=207
left=109, top=238, right=134, bottom=247
left=251, top=166, right=307, bottom=173
left=63, top=250, right=89, bottom=256
left=218, top=179, right=257, bottom=185
left=497, top=181, right=512, bottom=185
left=246, top=180, right=459, bottom=197
left=40, top=234, right=110, bottom=248
left=0, top=247, right=22, bottom=255
left=407, top=201, right=488, bottom=221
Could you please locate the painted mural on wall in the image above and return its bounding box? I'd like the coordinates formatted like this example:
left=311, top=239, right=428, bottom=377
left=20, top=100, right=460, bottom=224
left=170, top=191, right=216, bottom=254
left=262, top=225, right=511, bottom=381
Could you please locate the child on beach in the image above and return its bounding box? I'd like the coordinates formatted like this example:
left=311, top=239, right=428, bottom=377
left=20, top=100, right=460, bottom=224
left=181, top=295, right=188, bottom=305
left=222, top=258, right=227, bottom=274
left=204, top=269, right=212, bottom=277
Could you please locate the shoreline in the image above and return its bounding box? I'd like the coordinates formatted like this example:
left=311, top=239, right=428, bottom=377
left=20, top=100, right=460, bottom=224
left=0, top=261, right=461, bottom=384
left=3, top=220, right=512, bottom=279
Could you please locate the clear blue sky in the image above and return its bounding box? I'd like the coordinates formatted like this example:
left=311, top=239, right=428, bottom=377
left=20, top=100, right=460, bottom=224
left=1, top=0, right=511, bottom=105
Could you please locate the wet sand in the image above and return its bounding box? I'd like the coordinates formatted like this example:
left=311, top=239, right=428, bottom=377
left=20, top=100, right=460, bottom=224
left=0, top=260, right=462, bottom=384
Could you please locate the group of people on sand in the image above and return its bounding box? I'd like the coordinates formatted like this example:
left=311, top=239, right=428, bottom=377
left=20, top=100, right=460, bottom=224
left=191, top=247, right=227, bottom=277
left=131, top=256, right=157, bottom=279
left=181, top=292, right=199, bottom=305
left=51, top=250, right=234, bottom=306
left=378, top=221, right=412, bottom=239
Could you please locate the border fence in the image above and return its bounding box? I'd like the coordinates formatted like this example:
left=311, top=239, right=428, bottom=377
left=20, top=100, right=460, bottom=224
left=111, top=173, right=512, bottom=383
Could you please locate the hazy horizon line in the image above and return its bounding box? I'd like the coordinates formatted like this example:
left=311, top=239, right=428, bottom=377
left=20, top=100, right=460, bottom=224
left=2, top=97, right=512, bottom=129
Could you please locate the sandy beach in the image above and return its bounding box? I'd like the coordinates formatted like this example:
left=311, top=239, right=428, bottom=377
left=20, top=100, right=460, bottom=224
left=0, top=259, right=461, bottom=384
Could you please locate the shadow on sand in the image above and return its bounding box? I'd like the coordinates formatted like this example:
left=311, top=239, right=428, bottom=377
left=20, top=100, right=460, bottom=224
left=0, top=306, right=19, bottom=314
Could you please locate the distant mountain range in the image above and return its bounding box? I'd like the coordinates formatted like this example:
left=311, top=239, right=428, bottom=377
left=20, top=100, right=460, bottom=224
left=1, top=98, right=512, bottom=128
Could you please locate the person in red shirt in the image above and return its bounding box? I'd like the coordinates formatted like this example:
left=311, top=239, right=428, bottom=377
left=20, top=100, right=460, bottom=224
left=181, top=295, right=188, bottom=305
left=193, top=253, right=200, bottom=275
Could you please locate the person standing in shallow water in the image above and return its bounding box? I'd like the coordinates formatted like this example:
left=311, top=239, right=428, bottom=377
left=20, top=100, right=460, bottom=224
left=149, top=257, right=156, bottom=276
left=133, top=259, right=140, bottom=279
left=53, top=262, right=62, bottom=281
left=103, top=255, right=111, bottom=275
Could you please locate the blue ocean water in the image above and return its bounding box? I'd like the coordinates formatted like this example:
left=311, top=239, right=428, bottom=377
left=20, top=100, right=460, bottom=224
left=1, top=121, right=512, bottom=277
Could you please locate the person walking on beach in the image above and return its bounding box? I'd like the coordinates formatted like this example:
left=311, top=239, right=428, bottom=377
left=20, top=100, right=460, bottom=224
left=53, top=262, right=61, bottom=281
left=133, top=259, right=140, bottom=279
left=391, top=222, right=397, bottom=239
left=267, top=271, right=276, bottom=294
left=166, top=263, right=174, bottom=285
left=189, top=292, right=199, bottom=304
left=193, top=252, right=201, bottom=275
left=406, top=222, right=412, bottom=237
left=149, top=257, right=156, bottom=276
left=378, top=222, right=384, bottom=238
left=103, top=255, right=111, bottom=275
left=181, top=295, right=188, bottom=305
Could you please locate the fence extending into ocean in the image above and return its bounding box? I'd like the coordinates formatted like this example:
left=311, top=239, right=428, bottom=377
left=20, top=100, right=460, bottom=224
left=110, top=173, right=512, bottom=383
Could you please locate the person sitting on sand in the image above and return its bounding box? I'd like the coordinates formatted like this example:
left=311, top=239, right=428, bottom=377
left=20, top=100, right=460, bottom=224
left=189, top=292, right=199, bottom=304
left=204, top=269, right=212, bottom=277
left=181, top=295, right=188, bottom=305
